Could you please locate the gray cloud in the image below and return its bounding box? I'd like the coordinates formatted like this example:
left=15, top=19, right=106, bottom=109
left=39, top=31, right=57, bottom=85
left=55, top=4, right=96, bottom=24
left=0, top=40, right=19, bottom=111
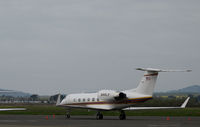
left=0, top=0, right=199, bottom=95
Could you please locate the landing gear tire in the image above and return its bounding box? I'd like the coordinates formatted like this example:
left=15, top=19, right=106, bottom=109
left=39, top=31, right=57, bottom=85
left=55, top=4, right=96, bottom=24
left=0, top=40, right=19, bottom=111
left=96, top=112, right=103, bottom=120
left=65, top=109, right=71, bottom=119
left=65, top=114, right=70, bottom=119
left=119, top=111, right=126, bottom=120
left=119, top=114, right=126, bottom=120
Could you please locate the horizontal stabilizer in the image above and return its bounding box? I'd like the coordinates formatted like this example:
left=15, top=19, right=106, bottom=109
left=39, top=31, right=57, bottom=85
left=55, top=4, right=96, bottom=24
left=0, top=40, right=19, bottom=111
left=136, top=68, right=192, bottom=72
left=123, top=97, right=190, bottom=110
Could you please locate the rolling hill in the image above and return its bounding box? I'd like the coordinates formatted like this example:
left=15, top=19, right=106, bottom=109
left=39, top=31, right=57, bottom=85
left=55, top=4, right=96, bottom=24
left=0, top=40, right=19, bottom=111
left=0, top=89, right=30, bottom=97
left=167, top=85, right=200, bottom=93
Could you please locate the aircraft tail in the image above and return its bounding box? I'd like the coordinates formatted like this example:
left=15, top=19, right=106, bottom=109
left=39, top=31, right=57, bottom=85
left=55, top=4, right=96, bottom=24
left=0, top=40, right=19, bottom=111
left=133, top=68, right=191, bottom=96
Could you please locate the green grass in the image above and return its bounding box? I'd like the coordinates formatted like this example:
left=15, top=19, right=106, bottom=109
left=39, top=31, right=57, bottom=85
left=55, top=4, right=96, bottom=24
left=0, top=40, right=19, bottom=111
left=0, top=104, right=200, bottom=116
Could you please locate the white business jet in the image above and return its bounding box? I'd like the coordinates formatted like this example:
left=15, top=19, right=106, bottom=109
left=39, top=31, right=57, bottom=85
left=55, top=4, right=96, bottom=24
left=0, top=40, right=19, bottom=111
left=56, top=68, right=191, bottom=120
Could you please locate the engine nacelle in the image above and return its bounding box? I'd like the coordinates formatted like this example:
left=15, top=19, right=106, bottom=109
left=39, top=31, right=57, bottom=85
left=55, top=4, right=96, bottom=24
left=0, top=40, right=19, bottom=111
left=97, top=90, right=126, bottom=101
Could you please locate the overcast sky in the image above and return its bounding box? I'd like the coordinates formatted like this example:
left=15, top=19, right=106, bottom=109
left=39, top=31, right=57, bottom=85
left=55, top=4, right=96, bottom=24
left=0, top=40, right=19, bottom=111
left=0, top=0, right=199, bottom=95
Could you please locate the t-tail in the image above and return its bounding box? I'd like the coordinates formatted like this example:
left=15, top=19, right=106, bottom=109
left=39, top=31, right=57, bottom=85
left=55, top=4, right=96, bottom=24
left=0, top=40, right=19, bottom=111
left=132, top=68, right=191, bottom=96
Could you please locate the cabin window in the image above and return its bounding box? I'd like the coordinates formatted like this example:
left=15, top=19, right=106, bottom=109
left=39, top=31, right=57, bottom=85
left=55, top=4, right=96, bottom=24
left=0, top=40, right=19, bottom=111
left=97, top=98, right=99, bottom=102
left=87, top=98, right=90, bottom=101
left=78, top=98, right=81, bottom=102
left=73, top=98, right=76, bottom=102
left=92, top=98, right=95, bottom=101
left=83, top=98, right=85, bottom=102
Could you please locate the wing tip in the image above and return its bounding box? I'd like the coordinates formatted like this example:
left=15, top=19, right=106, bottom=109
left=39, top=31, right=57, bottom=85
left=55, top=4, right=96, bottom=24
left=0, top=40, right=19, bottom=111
left=181, top=97, right=190, bottom=108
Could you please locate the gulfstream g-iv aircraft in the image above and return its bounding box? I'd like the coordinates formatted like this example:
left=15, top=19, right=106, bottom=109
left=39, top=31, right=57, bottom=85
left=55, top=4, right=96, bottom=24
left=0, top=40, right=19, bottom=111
left=56, top=68, right=191, bottom=120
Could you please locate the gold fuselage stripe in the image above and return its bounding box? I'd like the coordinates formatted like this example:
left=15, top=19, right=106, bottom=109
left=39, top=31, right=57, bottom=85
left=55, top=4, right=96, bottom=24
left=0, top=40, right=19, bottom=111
left=64, top=96, right=152, bottom=106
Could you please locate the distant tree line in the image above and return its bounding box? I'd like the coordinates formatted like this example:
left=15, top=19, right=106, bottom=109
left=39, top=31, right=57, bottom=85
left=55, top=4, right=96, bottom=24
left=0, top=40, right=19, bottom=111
left=0, top=94, right=199, bottom=107
left=0, top=94, right=66, bottom=104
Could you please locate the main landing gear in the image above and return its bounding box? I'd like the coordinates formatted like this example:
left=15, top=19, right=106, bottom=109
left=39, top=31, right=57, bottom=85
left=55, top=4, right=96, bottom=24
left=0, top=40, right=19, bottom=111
left=64, top=109, right=125, bottom=120
left=119, top=110, right=126, bottom=120
left=96, top=111, right=103, bottom=120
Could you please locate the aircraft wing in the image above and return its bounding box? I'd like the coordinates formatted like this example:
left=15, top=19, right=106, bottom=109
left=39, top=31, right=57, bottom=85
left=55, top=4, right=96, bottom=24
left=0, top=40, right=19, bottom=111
left=123, top=97, right=190, bottom=110
left=0, top=108, right=26, bottom=111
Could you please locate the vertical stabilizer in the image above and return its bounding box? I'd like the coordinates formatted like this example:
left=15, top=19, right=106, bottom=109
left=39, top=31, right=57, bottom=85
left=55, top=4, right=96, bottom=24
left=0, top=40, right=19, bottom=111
left=135, top=69, right=158, bottom=95
left=133, top=68, right=191, bottom=96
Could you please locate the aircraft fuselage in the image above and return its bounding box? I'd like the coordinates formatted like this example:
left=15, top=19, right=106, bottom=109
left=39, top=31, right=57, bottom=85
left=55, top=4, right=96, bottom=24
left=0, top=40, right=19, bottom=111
left=59, top=91, right=152, bottom=110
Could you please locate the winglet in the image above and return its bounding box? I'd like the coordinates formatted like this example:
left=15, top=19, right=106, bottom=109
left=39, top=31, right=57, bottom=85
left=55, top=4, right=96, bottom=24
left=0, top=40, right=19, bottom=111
left=181, top=97, right=190, bottom=108
left=56, top=94, right=61, bottom=106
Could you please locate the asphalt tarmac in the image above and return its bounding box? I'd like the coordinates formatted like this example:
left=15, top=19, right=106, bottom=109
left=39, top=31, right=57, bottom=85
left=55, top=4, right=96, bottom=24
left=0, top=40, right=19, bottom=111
left=0, top=115, right=199, bottom=127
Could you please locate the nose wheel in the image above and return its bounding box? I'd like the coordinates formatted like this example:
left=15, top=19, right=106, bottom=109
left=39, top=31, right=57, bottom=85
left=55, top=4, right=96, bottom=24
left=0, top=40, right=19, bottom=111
left=119, top=110, right=126, bottom=120
left=96, top=112, right=103, bottom=120
left=65, top=109, right=71, bottom=119
left=65, top=114, right=70, bottom=119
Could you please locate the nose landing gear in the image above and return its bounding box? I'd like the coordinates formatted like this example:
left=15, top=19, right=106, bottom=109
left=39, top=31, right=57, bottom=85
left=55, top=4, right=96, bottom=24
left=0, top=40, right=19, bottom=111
left=66, top=114, right=70, bottom=119
left=65, top=109, right=70, bottom=119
